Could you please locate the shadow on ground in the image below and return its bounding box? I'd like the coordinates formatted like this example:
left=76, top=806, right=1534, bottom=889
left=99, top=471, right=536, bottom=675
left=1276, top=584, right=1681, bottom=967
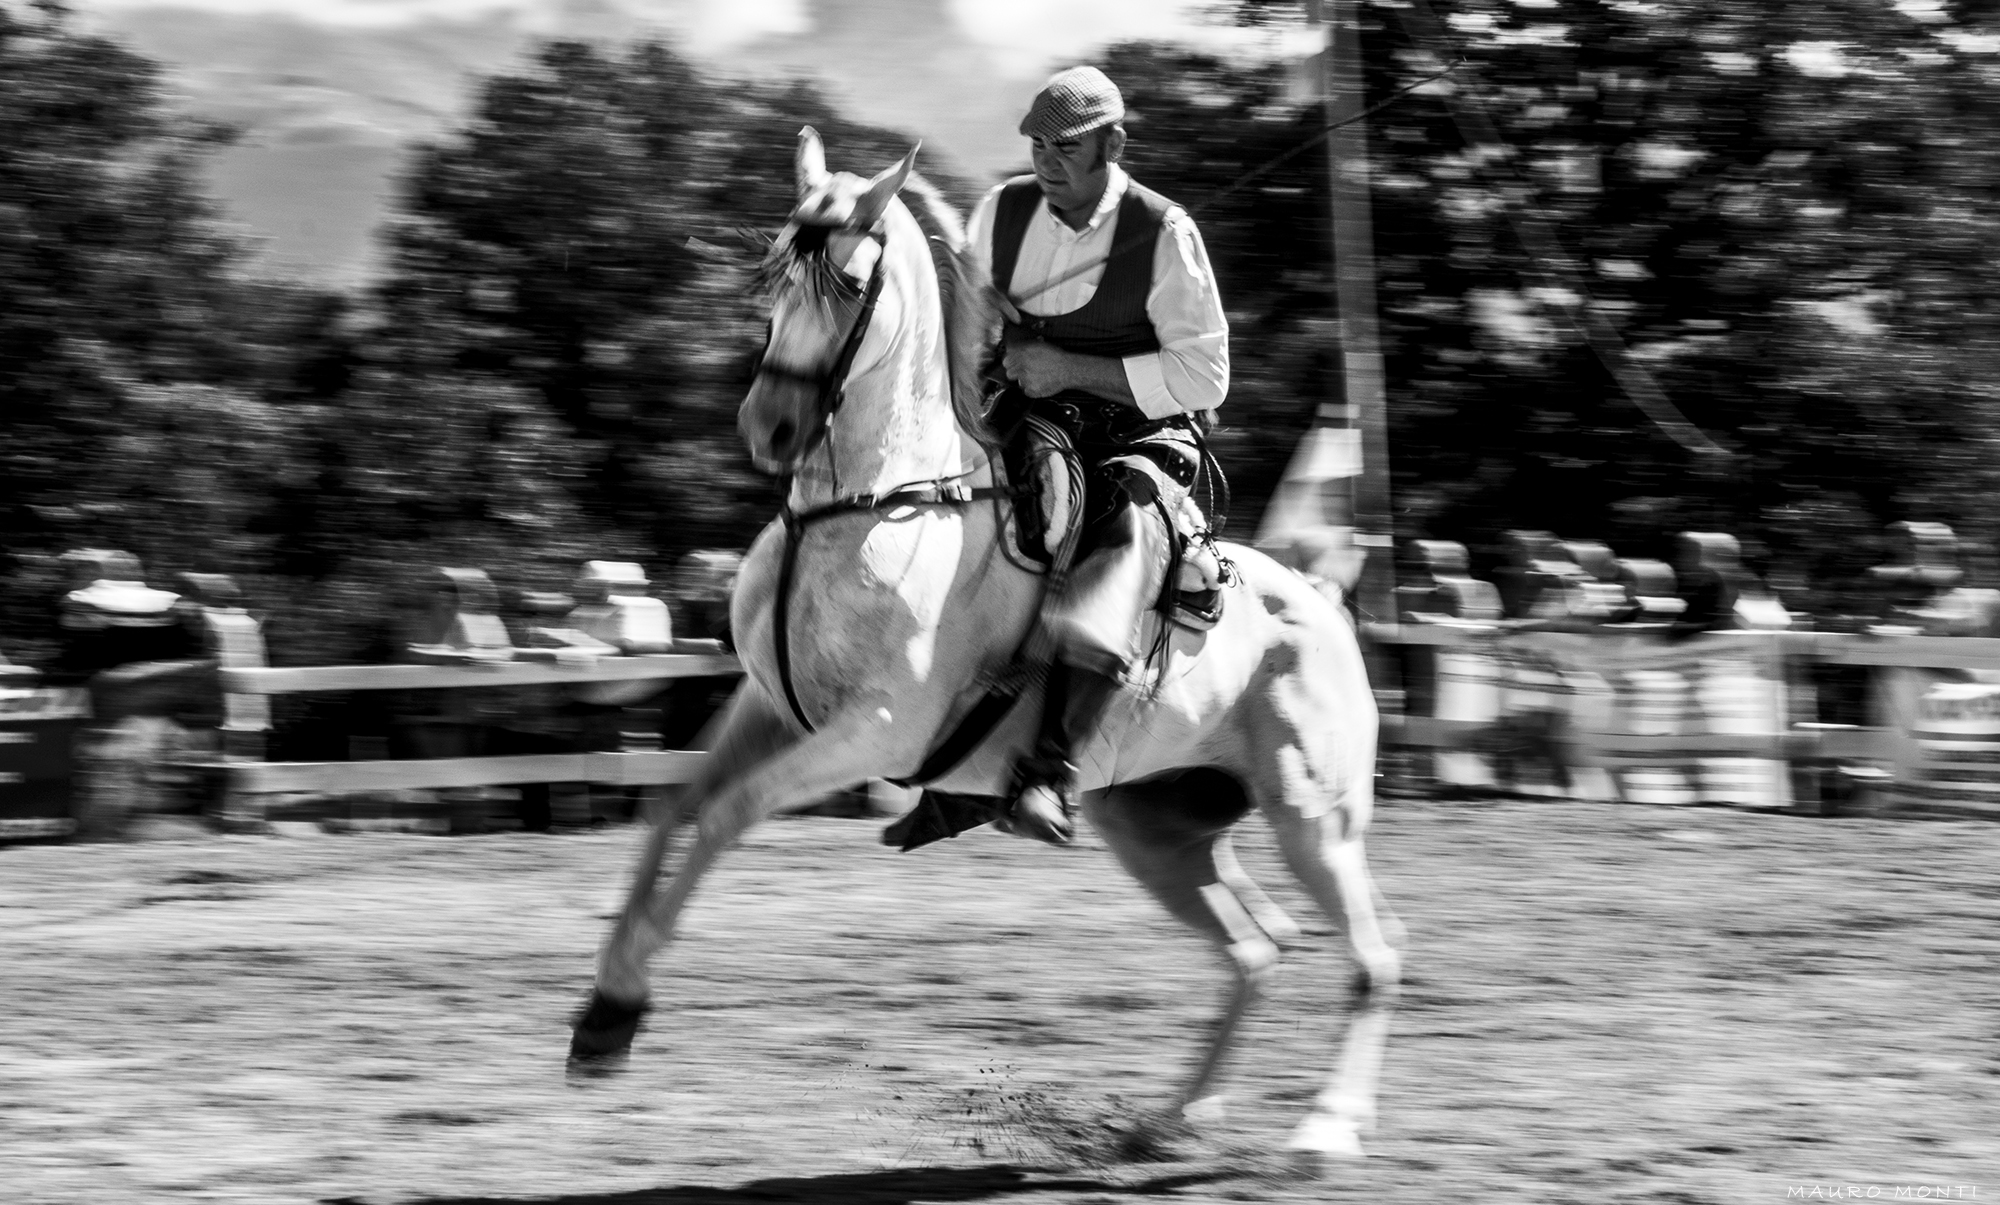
left=364, top=1164, right=1229, bottom=1205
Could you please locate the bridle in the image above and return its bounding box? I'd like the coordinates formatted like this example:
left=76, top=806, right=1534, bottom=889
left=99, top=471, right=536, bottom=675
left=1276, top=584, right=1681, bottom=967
left=750, top=222, right=889, bottom=462
left=745, top=214, right=1017, bottom=740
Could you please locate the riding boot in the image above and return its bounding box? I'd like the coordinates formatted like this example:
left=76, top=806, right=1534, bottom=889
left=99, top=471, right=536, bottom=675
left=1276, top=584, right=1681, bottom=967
left=1002, top=660, right=1121, bottom=846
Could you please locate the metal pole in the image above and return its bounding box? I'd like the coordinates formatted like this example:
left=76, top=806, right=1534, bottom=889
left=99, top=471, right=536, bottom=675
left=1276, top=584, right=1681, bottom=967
left=1320, top=0, right=1396, bottom=628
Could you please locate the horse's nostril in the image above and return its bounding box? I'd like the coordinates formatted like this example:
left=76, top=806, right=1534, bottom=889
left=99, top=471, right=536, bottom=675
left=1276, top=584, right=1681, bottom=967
left=770, top=420, right=796, bottom=455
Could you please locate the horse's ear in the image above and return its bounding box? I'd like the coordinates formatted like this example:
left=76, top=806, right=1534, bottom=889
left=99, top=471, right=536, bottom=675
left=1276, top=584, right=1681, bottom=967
left=796, top=126, right=829, bottom=197
left=853, top=143, right=919, bottom=227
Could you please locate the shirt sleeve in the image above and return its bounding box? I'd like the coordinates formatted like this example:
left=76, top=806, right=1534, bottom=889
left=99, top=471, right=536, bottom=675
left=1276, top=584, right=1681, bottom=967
left=1122, top=205, right=1230, bottom=420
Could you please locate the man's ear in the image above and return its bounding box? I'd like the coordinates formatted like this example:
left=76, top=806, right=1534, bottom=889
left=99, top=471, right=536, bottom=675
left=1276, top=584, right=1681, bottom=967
left=1103, top=124, right=1128, bottom=166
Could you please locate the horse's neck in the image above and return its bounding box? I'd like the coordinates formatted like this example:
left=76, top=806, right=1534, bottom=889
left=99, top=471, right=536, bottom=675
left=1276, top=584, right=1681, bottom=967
left=786, top=382, right=978, bottom=510
left=786, top=231, right=988, bottom=508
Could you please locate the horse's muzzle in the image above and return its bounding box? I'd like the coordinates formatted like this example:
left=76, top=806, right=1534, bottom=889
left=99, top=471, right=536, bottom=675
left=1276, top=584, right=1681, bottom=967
left=738, top=380, right=822, bottom=475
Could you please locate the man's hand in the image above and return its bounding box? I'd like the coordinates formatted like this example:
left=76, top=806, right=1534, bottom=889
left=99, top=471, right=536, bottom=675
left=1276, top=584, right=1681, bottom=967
left=1002, top=337, right=1072, bottom=398
left=1001, top=329, right=1140, bottom=405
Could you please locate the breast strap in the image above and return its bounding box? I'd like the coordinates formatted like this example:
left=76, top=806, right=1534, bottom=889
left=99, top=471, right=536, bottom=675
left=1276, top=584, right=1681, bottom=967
left=772, top=478, right=1009, bottom=735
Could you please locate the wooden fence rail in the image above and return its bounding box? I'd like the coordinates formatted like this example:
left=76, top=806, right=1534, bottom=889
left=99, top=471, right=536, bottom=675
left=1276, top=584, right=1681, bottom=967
left=23, top=612, right=2000, bottom=837
left=1367, top=623, right=2000, bottom=817
left=213, top=652, right=742, bottom=831
left=190, top=628, right=2000, bottom=826
left=218, top=654, right=743, bottom=696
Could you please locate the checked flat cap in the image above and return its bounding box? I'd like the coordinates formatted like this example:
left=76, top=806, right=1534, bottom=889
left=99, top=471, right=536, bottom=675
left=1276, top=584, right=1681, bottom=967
left=1018, top=66, right=1126, bottom=141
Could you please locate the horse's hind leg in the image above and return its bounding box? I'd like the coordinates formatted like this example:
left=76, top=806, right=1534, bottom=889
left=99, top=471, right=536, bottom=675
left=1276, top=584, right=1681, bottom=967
left=1086, top=777, right=1287, bottom=1123
left=1260, top=797, right=1402, bottom=1165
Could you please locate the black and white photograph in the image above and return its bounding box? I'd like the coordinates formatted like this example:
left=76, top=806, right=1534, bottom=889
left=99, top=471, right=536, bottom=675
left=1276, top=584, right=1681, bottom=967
left=1, top=0, right=1996, bottom=1201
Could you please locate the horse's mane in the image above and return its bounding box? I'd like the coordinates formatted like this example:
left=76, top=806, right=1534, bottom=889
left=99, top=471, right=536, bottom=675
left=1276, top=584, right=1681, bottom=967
left=898, top=175, right=1000, bottom=448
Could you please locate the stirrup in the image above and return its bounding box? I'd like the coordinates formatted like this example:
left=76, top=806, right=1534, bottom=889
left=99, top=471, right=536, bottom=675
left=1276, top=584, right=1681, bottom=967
left=999, top=758, right=1076, bottom=846
left=1173, top=586, right=1223, bottom=631
left=998, top=783, right=1074, bottom=846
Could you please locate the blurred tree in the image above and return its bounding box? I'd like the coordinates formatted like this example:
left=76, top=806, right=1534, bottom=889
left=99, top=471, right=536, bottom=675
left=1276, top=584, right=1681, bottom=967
left=374, top=41, right=979, bottom=566
left=0, top=1, right=602, bottom=668
left=8, top=0, right=1999, bottom=677
left=0, top=0, right=339, bottom=660
left=1159, top=0, right=2000, bottom=619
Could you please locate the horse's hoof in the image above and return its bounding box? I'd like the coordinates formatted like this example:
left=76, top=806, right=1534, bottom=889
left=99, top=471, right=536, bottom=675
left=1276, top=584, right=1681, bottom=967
left=1179, top=1095, right=1227, bottom=1126
left=568, top=989, right=649, bottom=1064
left=1112, top=1113, right=1197, bottom=1163
left=564, top=1049, right=629, bottom=1083
left=1285, top=1115, right=1365, bottom=1174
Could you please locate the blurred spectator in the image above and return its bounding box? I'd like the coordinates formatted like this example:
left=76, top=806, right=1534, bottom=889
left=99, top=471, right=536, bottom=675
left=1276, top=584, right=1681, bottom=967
left=1871, top=526, right=2000, bottom=637
left=669, top=551, right=742, bottom=652
left=1558, top=541, right=1630, bottom=623
left=1870, top=522, right=1972, bottom=632
left=52, top=551, right=199, bottom=682
left=1673, top=532, right=1790, bottom=638
left=1496, top=531, right=1591, bottom=620
left=1397, top=540, right=1502, bottom=623
left=1613, top=559, right=1686, bottom=625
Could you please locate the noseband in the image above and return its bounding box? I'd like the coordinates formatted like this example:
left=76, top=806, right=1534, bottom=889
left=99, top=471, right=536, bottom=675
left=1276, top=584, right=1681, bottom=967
left=752, top=223, right=889, bottom=458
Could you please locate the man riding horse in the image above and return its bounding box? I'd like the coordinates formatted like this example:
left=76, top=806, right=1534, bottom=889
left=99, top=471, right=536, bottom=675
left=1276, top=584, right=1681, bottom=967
left=972, top=66, right=1230, bottom=847
left=574, top=120, right=1399, bottom=1165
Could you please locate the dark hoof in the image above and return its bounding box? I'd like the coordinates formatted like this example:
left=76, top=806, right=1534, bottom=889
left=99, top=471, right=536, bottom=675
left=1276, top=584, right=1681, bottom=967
left=565, top=1049, right=630, bottom=1083
left=568, top=990, right=649, bottom=1064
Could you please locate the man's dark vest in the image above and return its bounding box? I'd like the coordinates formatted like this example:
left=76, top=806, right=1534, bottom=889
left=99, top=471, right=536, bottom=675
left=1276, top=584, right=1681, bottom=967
left=990, top=174, right=1173, bottom=359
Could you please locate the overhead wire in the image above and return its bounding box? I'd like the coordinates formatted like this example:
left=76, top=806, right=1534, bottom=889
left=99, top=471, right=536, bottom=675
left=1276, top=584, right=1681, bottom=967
left=1393, top=0, right=1732, bottom=459
left=1004, top=60, right=1465, bottom=311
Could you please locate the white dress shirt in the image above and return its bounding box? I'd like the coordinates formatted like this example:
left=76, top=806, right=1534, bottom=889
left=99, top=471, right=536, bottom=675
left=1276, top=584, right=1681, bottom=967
left=967, top=165, right=1230, bottom=421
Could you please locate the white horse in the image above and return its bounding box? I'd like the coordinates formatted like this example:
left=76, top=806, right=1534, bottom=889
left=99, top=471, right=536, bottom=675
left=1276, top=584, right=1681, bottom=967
left=571, top=131, right=1402, bottom=1167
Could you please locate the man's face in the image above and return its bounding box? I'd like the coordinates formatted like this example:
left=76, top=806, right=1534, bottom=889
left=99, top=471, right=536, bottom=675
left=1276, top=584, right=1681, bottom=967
left=1030, top=127, right=1117, bottom=216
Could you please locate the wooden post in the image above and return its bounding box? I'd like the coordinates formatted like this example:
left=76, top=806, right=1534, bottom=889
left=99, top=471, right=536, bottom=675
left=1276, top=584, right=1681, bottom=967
left=1259, top=2, right=1396, bottom=633
left=1321, top=0, right=1396, bottom=629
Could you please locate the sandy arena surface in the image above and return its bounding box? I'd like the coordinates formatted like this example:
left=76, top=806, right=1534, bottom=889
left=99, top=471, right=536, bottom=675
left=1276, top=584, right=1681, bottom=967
left=2, top=797, right=1997, bottom=1204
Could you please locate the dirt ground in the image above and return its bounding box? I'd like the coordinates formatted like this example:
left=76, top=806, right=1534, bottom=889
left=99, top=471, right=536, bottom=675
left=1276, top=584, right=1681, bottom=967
left=2, top=796, right=1996, bottom=1205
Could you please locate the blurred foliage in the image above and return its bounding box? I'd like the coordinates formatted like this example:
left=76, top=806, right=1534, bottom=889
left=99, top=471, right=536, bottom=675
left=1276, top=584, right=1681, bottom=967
left=1176, top=0, right=2000, bottom=622
left=0, top=0, right=362, bottom=664
left=5, top=0, right=2000, bottom=673
left=375, top=39, right=980, bottom=570
left=0, top=7, right=968, bottom=668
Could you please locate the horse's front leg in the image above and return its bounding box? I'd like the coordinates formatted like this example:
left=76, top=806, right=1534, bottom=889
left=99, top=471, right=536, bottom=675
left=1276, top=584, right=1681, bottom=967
left=593, top=686, right=795, bottom=1003
left=573, top=686, right=886, bottom=1062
